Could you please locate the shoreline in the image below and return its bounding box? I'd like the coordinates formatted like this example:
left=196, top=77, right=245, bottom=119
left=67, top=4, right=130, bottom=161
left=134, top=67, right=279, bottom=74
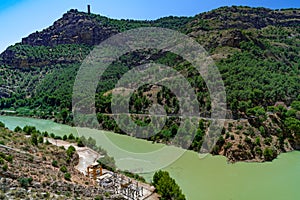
left=0, top=114, right=297, bottom=164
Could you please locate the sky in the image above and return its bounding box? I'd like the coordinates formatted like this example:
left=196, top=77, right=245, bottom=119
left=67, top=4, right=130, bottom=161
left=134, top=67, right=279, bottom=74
left=0, top=0, right=300, bottom=53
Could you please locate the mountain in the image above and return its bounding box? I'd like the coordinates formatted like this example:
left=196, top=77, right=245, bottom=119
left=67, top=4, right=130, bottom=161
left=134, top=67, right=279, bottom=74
left=0, top=6, right=299, bottom=162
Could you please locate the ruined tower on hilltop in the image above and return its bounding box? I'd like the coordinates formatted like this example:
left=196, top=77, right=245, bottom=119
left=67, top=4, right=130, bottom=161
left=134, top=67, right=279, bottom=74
left=87, top=5, right=91, bottom=14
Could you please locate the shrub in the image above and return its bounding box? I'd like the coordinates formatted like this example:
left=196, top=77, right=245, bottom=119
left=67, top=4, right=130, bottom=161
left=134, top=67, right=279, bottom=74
left=237, top=125, right=243, bottom=130
left=263, top=148, right=276, bottom=161
left=14, top=126, right=22, bottom=132
left=18, top=177, right=33, bottom=188
left=245, top=137, right=252, bottom=144
left=38, top=135, right=44, bottom=143
left=66, top=146, right=76, bottom=158
left=68, top=133, right=75, bottom=140
left=63, top=135, right=68, bottom=141
left=60, top=166, right=68, bottom=173
left=77, top=139, right=85, bottom=147
left=224, top=142, right=233, bottom=150
left=255, top=137, right=261, bottom=146
left=0, top=122, right=5, bottom=128
left=64, top=173, right=71, bottom=181
left=31, top=133, right=38, bottom=146
left=52, top=160, right=58, bottom=167
left=2, top=164, right=8, bottom=171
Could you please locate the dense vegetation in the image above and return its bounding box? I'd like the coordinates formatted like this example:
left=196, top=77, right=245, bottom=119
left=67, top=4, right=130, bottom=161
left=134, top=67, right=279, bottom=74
left=0, top=6, right=299, bottom=162
left=153, top=170, right=186, bottom=200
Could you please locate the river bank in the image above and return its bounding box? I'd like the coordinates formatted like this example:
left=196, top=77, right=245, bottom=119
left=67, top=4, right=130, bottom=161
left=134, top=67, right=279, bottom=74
left=1, top=115, right=300, bottom=200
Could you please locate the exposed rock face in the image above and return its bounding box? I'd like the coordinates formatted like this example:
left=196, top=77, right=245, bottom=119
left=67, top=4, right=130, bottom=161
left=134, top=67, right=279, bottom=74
left=195, top=6, right=300, bottom=30
left=22, top=9, right=119, bottom=47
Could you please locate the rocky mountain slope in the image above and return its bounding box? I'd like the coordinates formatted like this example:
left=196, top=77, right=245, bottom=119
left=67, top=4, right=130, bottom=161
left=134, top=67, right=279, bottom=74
left=0, top=6, right=299, bottom=162
left=0, top=124, right=126, bottom=199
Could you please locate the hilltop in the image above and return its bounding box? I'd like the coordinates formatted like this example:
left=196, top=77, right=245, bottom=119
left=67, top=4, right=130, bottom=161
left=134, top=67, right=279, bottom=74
left=0, top=6, right=299, bottom=162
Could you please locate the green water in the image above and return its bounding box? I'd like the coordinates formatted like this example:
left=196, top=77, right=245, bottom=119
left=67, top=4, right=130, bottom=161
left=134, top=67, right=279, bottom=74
left=0, top=115, right=299, bottom=200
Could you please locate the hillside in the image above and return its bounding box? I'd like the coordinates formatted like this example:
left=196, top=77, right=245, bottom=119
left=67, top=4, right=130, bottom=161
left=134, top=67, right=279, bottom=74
left=0, top=6, right=299, bottom=162
left=0, top=123, right=124, bottom=199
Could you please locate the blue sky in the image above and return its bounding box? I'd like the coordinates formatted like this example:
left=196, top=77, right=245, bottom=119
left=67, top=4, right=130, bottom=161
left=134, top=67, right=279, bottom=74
left=0, top=0, right=299, bottom=53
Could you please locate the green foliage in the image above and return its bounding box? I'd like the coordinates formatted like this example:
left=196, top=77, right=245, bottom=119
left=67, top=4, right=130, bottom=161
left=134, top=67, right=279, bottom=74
left=284, top=117, right=300, bottom=134
left=38, top=135, right=44, bottom=143
left=18, top=177, right=33, bottom=188
left=263, top=148, right=276, bottom=161
left=64, top=172, right=71, bottom=181
left=63, top=135, right=68, bottom=141
left=60, top=165, right=68, bottom=173
left=0, top=122, right=4, bottom=128
left=52, top=160, right=58, bottom=167
left=77, top=139, right=85, bottom=147
left=68, top=133, right=75, bottom=140
left=23, top=125, right=37, bottom=135
left=66, top=145, right=76, bottom=158
left=153, top=170, right=186, bottom=200
left=31, top=132, right=38, bottom=145
left=291, top=101, right=300, bottom=111
left=2, top=164, right=8, bottom=171
left=14, top=126, right=22, bottom=132
left=224, top=142, right=233, bottom=150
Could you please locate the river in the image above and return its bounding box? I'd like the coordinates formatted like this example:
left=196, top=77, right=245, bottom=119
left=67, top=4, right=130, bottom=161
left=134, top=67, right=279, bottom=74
left=0, top=115, right=299, bottom=200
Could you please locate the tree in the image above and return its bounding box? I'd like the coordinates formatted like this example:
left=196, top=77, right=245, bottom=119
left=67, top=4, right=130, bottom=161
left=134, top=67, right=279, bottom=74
left=153, top=170, right=186, bottom=200
left=63, top=135, right=68, bottom=141
left=284, top=117, right=300, bottom=134
left=14, top=126, right=22, bottom=132
left=31, top=132, right=38, bottom=146
left=66, top=145, right=76, bottom=158
left=263, top=148, right=276, bottom=161
left=61, top=109, right=68, bottom=123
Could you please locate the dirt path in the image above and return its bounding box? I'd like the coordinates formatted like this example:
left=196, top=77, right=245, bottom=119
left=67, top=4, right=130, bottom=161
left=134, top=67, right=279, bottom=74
left=47, top=138, right=103, bottom=174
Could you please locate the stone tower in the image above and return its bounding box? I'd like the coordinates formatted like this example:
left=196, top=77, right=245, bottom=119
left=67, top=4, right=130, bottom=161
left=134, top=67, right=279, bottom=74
left=87, top=5, right=91, bottom=14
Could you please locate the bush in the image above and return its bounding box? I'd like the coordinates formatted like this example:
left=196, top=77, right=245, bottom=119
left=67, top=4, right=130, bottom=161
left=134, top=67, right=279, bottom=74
left=68, top=133, right=75, bottom=140
left=77, top=139, right=85, bottom=147
left=63, top=135, right=68, bottom=141
left=237, top=125, right=243, bottom=130
left=18, top=177, right=33, bottom=188
left=94, top=196, right=103, bottom=200
left=6, top=155, right=13, bottom=163
left=14, top=126, right=22, bottom=132
left=31, top=133, right=38, bottom=146
left=43, top=131, right=49, bottom=137
left=0, top=122, right=5, bottom=128
left=64, top=172, right=71, bottom=181
left=263, top=148, right=276, bottom=161
left=66, top=145, right=76, bottom=158
left=45, top=140, right=51, bottom=145
left=245, top=137, right=252, bottom=144
left=2, top=164, right=8, bottom=171
left=52, top=160, right=58, bottom=167
left=54, top=136, right=62, bottom=140
left=224, top=142, right=233, bottom=150
left=60, top=166, right=68, bottom=173
left=38, top=135, right=44, bottom=143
